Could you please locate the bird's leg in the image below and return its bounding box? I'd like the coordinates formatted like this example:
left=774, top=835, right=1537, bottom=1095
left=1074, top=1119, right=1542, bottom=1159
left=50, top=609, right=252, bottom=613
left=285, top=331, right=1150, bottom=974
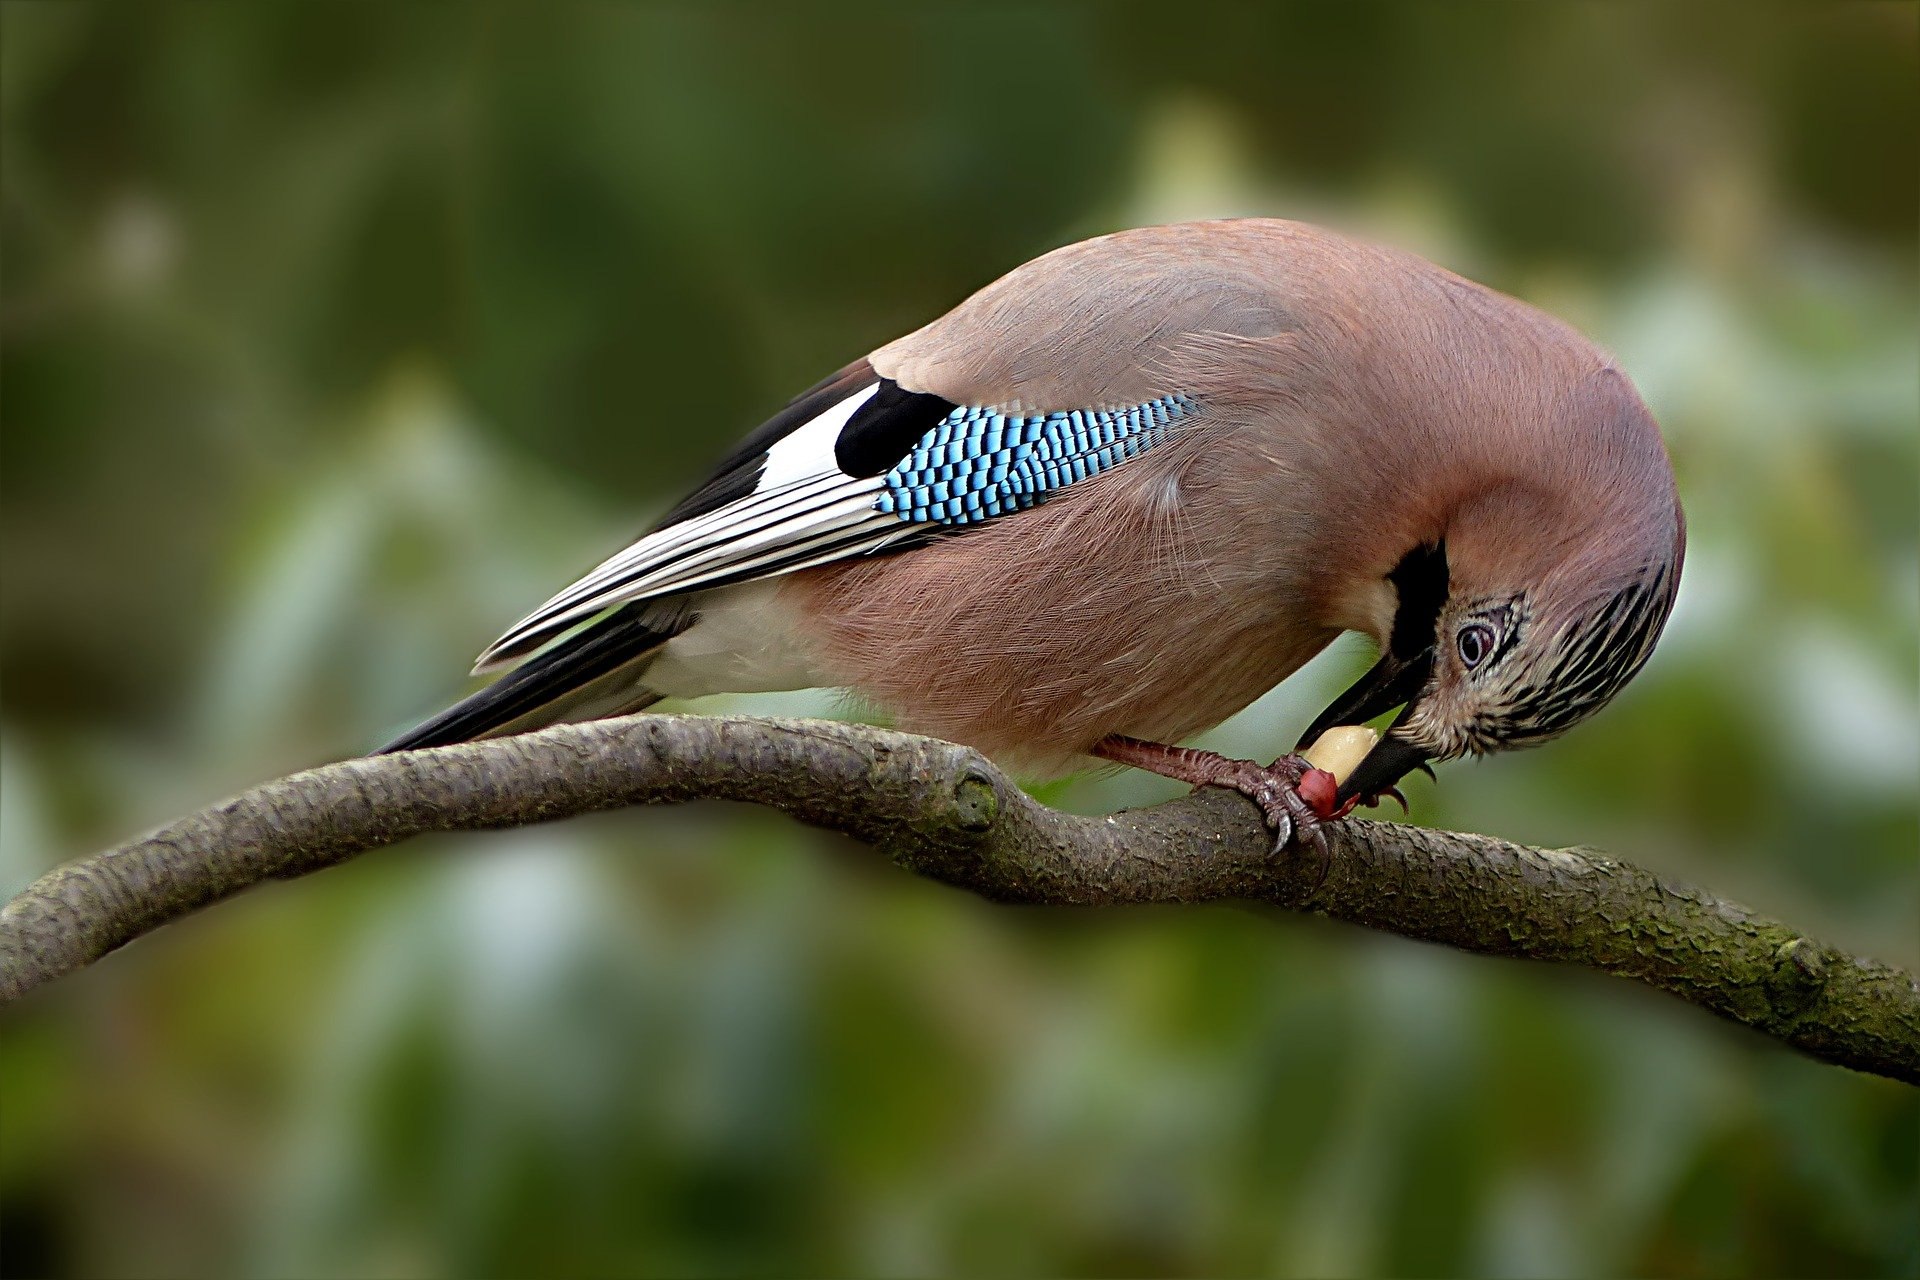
left=1091, top=735, right=1336, bottom=861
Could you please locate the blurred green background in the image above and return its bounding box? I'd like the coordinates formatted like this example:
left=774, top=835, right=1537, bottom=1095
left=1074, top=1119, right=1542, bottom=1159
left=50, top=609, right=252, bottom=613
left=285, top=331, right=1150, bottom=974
left=2, top=4, right=1916, bottom=1276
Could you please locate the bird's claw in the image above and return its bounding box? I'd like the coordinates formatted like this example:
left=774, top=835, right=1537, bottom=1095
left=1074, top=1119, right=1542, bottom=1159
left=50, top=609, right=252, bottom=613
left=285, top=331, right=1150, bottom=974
left=1186, top=754, right=1335, bottom=884
left=1310, top=783, right=1408, bottom=822
left=1088, top=736, right=1353, bottom=889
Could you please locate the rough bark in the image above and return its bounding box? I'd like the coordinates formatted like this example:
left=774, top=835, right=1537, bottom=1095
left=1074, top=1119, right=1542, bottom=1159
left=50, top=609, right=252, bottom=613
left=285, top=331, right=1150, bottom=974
left=1, top=714, right=1914, bottom=1084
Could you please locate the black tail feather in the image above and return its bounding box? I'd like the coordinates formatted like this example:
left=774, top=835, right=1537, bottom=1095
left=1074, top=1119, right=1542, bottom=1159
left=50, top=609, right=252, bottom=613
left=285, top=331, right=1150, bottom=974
left=375, top=601, right=689, bottom=754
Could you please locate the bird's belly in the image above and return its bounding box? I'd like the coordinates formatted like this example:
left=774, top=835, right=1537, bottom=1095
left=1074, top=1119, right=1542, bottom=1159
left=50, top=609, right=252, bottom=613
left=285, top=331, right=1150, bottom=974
left=645, top=582, right=831, bottom=698
left=782, top=500, right=1336, bottom=776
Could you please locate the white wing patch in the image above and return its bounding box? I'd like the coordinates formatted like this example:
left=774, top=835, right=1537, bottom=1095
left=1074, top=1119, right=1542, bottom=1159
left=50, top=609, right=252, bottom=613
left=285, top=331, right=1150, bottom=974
left=760, top=383, right=877, bottom=487
left=474, top=383, right=911, bottom=674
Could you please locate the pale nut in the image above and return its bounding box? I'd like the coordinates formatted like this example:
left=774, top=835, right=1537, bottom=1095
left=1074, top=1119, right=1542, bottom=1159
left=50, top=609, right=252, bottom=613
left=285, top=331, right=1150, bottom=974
left=1301, top=725, right=1380, bottom=785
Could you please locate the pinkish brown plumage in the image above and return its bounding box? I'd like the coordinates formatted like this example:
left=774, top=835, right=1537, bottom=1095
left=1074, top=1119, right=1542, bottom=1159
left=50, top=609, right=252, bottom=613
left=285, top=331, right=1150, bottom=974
left=382, top=219, right=1685, bottom=845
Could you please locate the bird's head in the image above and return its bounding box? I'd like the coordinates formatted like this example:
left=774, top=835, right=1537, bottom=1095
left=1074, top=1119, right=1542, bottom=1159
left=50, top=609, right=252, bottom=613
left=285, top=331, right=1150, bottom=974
left=1299, top=377, right=1686, bottom=806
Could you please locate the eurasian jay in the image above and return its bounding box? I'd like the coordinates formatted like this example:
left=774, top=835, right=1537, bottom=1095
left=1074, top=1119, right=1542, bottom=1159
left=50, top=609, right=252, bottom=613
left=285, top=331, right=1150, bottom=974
left=381, top=219, right=1685, bottom=847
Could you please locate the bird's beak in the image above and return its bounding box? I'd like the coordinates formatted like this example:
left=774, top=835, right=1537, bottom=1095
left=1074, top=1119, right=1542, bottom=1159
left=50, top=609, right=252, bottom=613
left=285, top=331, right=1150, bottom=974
left=1297, top=646, right=1436, bottom=804
left=1335, top=724, right=1431, bottom=806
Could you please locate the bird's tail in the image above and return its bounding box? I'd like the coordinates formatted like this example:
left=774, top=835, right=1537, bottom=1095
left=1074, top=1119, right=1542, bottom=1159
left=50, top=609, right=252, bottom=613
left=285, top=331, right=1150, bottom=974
left=375, top=600, right=689, bottom=754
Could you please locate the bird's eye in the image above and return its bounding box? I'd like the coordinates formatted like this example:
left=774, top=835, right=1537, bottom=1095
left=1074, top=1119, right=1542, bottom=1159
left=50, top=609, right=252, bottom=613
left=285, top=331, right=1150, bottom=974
left=1456, top=622, right=1497, bottom=670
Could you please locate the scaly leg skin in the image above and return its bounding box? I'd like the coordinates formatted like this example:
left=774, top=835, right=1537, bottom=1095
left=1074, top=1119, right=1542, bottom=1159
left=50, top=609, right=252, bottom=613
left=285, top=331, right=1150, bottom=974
left=1091, top=736, right=1337, bottom=872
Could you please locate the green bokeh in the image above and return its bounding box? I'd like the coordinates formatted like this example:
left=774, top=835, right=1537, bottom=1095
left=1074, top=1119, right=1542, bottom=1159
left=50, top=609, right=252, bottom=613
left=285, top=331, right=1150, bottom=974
left=2, top=4, right=1915, bottom=1277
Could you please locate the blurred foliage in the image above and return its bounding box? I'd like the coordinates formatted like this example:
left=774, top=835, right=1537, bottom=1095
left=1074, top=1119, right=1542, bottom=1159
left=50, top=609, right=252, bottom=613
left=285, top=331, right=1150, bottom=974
left=2, top=3, right=1917, bottom=1277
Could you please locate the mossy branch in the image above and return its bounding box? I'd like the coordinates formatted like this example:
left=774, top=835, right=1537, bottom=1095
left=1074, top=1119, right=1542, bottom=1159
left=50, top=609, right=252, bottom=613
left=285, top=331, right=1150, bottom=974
left=1, top=714, right=1914, bottom=1084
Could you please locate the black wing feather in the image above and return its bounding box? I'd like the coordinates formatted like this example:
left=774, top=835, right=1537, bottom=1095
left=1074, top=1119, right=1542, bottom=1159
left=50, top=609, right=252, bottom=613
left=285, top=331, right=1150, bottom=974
left=649, top=359, right=880, bottom=531
left=376, top=601, right=690, bottom=753
left=835, top=380, right=960, bottom=477
left=381, top=362, right=966, bottom=752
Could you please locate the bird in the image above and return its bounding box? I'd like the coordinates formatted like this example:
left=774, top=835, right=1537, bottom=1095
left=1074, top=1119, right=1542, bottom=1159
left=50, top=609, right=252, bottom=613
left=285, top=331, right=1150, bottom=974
left=379, top=218, right=1685, bottom=849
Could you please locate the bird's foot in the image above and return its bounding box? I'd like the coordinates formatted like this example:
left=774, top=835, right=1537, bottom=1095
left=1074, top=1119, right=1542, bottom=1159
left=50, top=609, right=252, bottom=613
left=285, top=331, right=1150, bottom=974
left=1090, top=735, right=1339, bottom=862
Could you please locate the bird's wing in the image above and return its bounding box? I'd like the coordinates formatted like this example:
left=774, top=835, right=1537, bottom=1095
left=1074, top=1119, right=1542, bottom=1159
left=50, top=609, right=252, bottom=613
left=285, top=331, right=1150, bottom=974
left=474, top=355, right=1202, bottom=674
left=473, top=223, right=1344, bottom=675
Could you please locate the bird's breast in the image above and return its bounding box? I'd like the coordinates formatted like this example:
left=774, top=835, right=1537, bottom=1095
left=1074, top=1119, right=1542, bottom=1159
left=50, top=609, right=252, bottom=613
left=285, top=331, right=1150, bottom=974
left=779, top=451, right=1343, bottom=775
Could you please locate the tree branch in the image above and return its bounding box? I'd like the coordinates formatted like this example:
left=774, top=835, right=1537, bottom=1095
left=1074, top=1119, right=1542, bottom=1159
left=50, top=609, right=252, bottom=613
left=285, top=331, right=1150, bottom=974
left=2, top=714, right=1914, bottom=1083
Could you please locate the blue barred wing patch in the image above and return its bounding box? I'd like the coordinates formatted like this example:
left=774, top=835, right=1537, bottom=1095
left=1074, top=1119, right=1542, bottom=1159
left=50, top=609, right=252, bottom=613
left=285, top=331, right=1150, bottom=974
left=874, top=393, right=1198, bottom=526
